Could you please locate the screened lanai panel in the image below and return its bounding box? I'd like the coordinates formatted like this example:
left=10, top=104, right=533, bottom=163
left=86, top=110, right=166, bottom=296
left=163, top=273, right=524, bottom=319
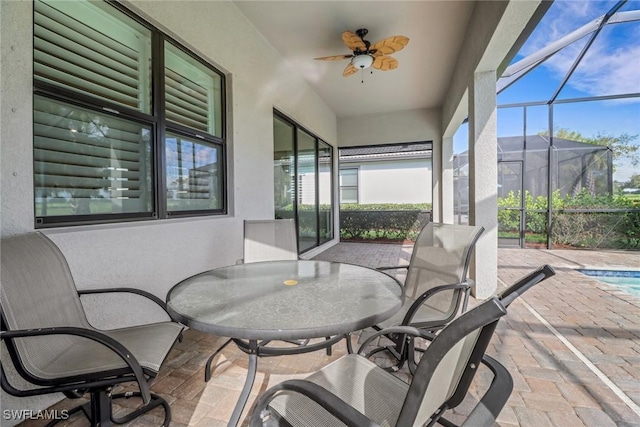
left=557, top=20, right=640, bottom=100
left=553, top=99, right=636, bottom=190
left=453, top=124, right=469, bottom=225
left=524, top=149, right=549, bottom=200
left=497, top=107, right=524, bottom=138
left=34, top=0, right=151, bottom=113
left=498, top=162, right=522, bottom=198
left=34, top=96, right=153, bottom=217
left=498, top=37, right=588, bottom=105
left=557, top=149, right=611, bottom=197
left=526, top=105, right=548, bottom=136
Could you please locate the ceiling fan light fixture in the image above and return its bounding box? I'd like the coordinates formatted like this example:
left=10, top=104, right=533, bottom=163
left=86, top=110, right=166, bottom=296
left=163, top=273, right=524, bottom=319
left=352, top=54, right=374, bottom=70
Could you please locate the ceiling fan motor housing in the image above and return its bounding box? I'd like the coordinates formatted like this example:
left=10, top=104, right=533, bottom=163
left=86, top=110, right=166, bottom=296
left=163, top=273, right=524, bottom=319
left=354, top=28, right=372, bottom=54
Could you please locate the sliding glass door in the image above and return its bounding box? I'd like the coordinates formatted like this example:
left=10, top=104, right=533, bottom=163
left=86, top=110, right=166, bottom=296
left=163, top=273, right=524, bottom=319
left=273, top=112, right=333, bottom=253
left=297, top=129, right=318, bottom=251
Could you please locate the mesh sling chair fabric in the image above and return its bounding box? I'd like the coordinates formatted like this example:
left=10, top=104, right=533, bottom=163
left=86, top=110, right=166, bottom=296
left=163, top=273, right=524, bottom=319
left=250, top=265, right=556, bottom=427
left=371, top=223, right=484, bottom=372
left=0, top=232, right=184, bottom=426
left=244, top=219, right=298, bottom=263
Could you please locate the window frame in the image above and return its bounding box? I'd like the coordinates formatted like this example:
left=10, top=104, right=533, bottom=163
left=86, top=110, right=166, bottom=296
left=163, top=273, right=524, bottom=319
left=339, top=167, right=359, bottom=204
left=33, top=0, right=227, bottom=228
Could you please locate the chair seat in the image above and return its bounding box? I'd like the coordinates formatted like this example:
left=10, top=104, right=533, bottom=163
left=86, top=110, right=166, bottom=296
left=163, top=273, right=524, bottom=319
left=21, top=321, right=183, bottom=382
left=106, top=321, right=184, bottom=373
left=269, top=354, right=407, bottom=427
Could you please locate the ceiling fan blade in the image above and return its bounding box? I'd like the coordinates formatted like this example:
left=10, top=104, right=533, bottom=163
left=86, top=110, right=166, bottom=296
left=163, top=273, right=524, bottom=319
left=314, top=54, right=353, bottom=61
left=372, top=55, right=399, bottom=71
left=371, top=36, right=409, bottom=55
left=342, top=31, right=366, bottom=51
left=343, top=63, right=358, bottom=77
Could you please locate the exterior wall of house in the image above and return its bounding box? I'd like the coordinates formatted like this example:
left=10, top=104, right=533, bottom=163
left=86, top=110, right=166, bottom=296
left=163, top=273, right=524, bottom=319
left=341, top=159, right=433, bottom=204
left=0, top=0, right=337, bottom=419
left=337, top=108, right=439, bottom=206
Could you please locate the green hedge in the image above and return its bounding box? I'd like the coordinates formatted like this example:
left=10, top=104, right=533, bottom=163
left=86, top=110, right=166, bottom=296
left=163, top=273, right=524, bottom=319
left=498, top=190, right=640, bottom=249
left=339, top=203, right=431, bottom=211
left=340, top=204, right=432, bottom=242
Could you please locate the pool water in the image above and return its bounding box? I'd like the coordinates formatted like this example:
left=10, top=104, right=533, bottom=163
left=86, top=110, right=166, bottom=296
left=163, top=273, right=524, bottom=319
left=578, top=269, right=640, bottom=297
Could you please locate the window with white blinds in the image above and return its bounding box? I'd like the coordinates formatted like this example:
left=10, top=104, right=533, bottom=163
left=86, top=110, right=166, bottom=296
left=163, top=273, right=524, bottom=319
left=34, top=0, right=152, bottom=113
left=34, top=96, right=153, bottom=218
left=33, top=0, right=226, bottom=227
left=165, top=43, right=222, bottom=137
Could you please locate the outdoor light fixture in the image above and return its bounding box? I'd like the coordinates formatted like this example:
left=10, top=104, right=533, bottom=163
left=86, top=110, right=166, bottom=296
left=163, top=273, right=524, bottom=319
left=351, top=54, right=374, bottom=70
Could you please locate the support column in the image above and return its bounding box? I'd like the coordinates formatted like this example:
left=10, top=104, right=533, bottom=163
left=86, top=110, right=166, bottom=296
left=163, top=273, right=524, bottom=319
left=441, top=136, right=454, bottom=224
left=431, top=137, right=442, bottom=223
left=468, top=70, right=498, bottom=298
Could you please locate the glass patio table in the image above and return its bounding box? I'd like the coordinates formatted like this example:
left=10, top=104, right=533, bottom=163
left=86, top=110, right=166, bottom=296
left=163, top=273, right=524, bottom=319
left=166, top=260, right=404, bottom=427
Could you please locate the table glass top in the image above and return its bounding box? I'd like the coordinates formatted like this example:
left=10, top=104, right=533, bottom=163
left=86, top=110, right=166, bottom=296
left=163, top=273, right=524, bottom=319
left=166, top=260, right=403, bottom=340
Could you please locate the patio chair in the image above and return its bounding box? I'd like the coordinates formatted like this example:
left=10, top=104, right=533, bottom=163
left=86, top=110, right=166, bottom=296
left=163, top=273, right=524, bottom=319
left=249, top=264, right=556, bottom=427
left=243, top=219, right=298, bottom=263
left=0, top=232, right=184, bottom=426
left=371, top=222, right=484, bottom=372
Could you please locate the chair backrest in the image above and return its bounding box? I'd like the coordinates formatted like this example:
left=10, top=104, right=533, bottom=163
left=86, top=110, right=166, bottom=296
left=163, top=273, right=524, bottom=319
left=1, top=232, right=93, bottom=379
left=404, top=223, right=484, bottom=325
left=398, top=264, right=555, bottom=426
left=243, top=219, right=298, bottom=263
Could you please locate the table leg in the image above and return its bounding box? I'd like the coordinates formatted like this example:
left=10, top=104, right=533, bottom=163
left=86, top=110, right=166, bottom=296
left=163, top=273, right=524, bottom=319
left=345, top=333, right=354, bottom=354
left=228, top=339, right=258, bottom=427
left=205, top=338, right=233, bottom=382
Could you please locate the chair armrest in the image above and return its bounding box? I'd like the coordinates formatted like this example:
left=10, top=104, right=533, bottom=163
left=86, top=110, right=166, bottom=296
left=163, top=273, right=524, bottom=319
left=376, top=265, right=409, bottom=272
left=0, top=327, right=151, bottom=404
left=402, top=282, right=470, bottom=326
left=250, top=379, right=382, bottom=427
left=78, top=287, right=169, bottom=313
left=460, top=355, right=513, bottom=427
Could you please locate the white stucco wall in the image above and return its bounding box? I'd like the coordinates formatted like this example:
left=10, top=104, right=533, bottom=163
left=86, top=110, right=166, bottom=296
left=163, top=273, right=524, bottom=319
left=337, top=108, right=439, bottom=206
left=343, top=160, right=433, bottom=204
left=0, top=0, right=337, bottom=420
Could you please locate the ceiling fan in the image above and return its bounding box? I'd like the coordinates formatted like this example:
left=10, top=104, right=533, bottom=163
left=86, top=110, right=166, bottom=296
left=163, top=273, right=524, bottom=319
left=314, top=28, right=409, bottom=78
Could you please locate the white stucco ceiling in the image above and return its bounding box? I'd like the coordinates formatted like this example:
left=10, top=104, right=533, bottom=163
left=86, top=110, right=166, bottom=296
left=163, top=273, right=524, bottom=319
left=233, top=1, right=475, bottom=118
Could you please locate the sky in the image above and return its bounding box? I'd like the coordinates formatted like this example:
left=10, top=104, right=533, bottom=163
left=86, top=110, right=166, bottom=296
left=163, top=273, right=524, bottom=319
left=454, top=0, right=640, bottom=182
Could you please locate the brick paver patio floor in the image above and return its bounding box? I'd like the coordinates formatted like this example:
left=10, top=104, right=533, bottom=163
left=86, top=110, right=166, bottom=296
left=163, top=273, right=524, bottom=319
left=14, top=243, right=640, bottom=427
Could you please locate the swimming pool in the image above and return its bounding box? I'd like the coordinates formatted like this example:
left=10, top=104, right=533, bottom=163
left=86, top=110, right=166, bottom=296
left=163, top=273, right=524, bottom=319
left=578, top=269, right=640, bottom=297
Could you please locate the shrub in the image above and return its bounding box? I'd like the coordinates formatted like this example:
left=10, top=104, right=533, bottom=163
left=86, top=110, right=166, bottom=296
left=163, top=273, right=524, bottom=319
left=339, top=203, right=432, bottom=242
left=499, top=189, right=640, bottom=249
